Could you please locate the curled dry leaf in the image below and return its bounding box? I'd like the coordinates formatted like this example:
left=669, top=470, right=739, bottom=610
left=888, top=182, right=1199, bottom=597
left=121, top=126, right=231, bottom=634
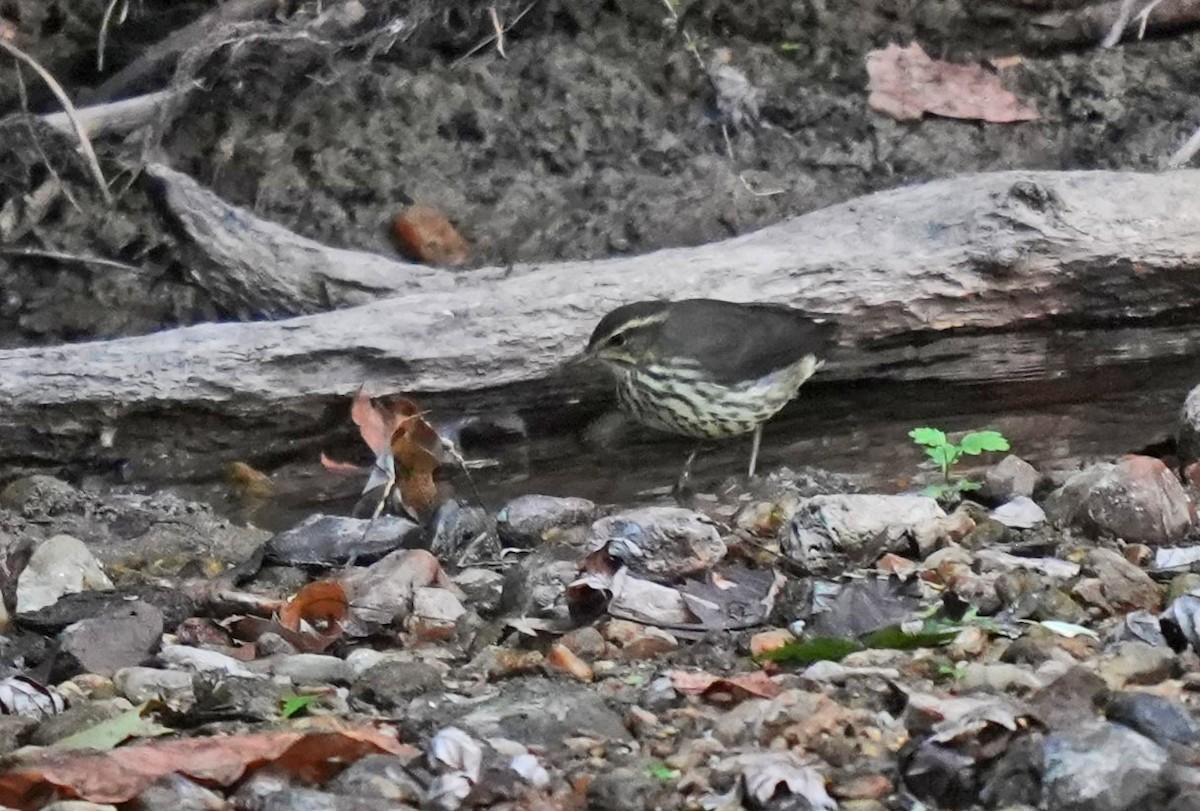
left=319, top=452, right=367, bottom=475
left=330, top=390, right=444, bottom=519
left=279, top=580, right=349, bottom=635
left=0, top=723, right=415, bottom=808
left=866, top=42, right=1039, bottom=123
left=389, top=397, right=443, bottom=518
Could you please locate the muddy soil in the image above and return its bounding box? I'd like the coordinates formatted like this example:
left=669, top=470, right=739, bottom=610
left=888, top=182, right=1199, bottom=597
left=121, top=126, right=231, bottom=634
left=0, top=0, right=1198, bottom=348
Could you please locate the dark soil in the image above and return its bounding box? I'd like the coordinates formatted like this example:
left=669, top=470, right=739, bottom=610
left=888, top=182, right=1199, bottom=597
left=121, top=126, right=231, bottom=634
left=1, top=0, right=1198, bottom=347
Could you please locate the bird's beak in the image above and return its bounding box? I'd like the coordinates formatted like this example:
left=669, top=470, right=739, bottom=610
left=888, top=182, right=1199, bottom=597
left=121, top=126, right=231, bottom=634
left=558, top=349, right=592, bottom=371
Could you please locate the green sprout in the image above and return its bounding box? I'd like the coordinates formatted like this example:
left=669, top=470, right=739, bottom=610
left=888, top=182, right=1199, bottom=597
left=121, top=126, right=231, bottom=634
left=645, top=762, right=679, bottom=781
left=909, top=427, right=1010, bottom=502
left=280, top=694, right=321, bottom=719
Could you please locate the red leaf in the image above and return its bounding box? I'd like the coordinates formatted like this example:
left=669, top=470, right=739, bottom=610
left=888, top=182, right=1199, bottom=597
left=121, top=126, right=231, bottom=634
left=866, top=42, right=1039, bottom=123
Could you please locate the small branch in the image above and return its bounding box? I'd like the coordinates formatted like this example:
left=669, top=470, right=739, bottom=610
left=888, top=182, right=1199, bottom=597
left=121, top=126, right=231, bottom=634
left=0, top=39, right=113, bottom=205
left=1167, top=122, right=1200, bottom=169
left=97, top=0, right=129, bottom=72
left=1101, top=0, right=1138, bottom=46
left=488, top=7, right=507, bottom=59
left=38, top=90, right=179, bottom=140
left=14, top=64, right=83, bottom=215
left=451, top=0, right=539, bottom=67
left=0, top=248, right=143, bottom=273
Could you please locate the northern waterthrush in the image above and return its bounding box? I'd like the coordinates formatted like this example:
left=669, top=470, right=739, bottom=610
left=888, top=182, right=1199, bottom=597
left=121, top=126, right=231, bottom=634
left=582, top=298, right=833, bottom=481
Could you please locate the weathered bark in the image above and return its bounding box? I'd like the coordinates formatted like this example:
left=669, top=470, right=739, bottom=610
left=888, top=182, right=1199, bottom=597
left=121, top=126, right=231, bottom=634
left=1032, top=0, right=1200, bottom=47
left=40, top=91, right=179, bottom=139
left=3, top=169, right=1200, bottom=479
left=145, top=164, right=456, bottom=315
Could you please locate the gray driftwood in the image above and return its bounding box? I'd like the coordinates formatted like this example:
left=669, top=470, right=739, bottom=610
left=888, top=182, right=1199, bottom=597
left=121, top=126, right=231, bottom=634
left=3, top=168, right=1200, bottom=477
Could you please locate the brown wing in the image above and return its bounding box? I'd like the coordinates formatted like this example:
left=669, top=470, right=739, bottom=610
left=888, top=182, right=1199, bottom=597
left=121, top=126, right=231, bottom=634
left=657, top=299, right=834, bottom=384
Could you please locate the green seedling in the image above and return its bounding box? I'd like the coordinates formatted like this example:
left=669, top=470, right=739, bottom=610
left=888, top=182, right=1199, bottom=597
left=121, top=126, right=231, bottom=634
left=280, top=693, right=321, bottom=719
left=909, top=427, right=1011, bottom=502
left=645, top=762, right=679, bottom=781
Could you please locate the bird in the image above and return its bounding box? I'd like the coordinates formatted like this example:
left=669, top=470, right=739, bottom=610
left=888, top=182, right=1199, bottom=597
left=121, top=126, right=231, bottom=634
left=581, top=298, right=834, bottom=487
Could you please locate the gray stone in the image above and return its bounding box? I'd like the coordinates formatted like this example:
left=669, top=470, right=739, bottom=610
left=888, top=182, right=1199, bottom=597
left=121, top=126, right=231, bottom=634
left=137, top=774, right=227, bottom=811
left=327, top=754, right=424, bottom=803
left=0, top=715, right=36, bottom=757
left=982, top=454, right=1043, bottom=502
left=451, top=568, right=504, bottom=617
left=1045, top=456, right=1193, bottom=545
left=251, top=653, right=354, bottom=686
left=15, top=534, right=113, bottom=614
left=1107, top=691, right=1200, bottom=747
left=587, top=766, right=670, bottom=811
left=1093, top=641, right=1176, bottom=689
left=193, top=676, right=285, bottom=721
left=351, top=661, right=443, bottom=710
left=585, top=506, right=726, bottom=580
left=0, top=475, right=85, bottom=517
left=456, top=678, right=630, bottom=745
left=258, top=787, right=413, bottom=811
left=496, top=494, right=596, bottom=548
left=785, top=494, right=945, bottom=562
left=990, top=496, right=1046, bottom=529
left=499, top=545, right=580, bottom=622
left=1078, top=547, right=1162, bottom=613
left=88, top=491, right=270, bottom=575
left=428, top=500, right=497, bottom=563
left=60, top=602, right=163, bottom=677
left=266, top=514, right=423, bottom=567
left=114, top=667, right=196, bottom=708
left=1042, top=721, right=1173, bottom=811
left=30, top=699, right=130, bottom=746
left=1180, top=383, right=1200, bottom=465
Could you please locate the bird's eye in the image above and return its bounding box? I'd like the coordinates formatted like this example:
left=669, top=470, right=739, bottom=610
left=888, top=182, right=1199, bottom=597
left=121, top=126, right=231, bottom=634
left=608, top=333, right=626, bottom=347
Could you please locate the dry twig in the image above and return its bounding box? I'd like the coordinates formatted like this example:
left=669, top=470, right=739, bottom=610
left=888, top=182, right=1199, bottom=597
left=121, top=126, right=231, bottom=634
left=451, top=0, right=539, bottom=67
left=0, top=39, right=113, bottom=205
left=97, top=0, right=130, bottom=72
left=1167, top=123, right=1200, bottom=168
left=488, top=7, right=507, bottom=59
left=0, top=248, right=142, bottom=273
left=13, top=64, right=83, bottom=215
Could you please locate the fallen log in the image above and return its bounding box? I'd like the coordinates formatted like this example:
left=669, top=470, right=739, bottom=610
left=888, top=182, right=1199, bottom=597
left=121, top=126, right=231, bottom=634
left=145, top=164, right=456, bottom=315
left=3, top=168, right=1200, bottom=480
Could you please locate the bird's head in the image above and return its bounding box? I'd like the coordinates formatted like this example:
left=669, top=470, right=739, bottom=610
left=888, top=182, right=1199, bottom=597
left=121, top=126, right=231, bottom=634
left=582, top=301, right=671, bottom=368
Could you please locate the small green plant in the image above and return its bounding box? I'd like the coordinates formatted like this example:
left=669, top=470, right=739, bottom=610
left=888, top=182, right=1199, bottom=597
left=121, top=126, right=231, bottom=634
left=937, top=662, right=968, bottom=684
left=645, top=762, right=679, bottom=781
left=909, top=427, right=1010, bottom=501
left=279, top=694, right=321, bottom=719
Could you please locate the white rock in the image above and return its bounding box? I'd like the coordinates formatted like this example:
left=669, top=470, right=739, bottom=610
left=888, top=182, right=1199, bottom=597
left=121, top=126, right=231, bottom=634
left=990, top=496, right=1047, bottom=529
left=16, top=534, right=113, bottom=613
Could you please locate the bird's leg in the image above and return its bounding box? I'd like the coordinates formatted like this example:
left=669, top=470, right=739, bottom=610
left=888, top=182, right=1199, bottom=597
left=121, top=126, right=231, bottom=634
left=747, top=424, right=763, bottom=478
left=673, top=445, right=700, bottom=505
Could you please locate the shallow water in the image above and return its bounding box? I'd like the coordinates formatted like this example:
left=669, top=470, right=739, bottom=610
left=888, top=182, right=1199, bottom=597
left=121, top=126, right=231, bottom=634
left=171, top=355, right=1199, bottom=533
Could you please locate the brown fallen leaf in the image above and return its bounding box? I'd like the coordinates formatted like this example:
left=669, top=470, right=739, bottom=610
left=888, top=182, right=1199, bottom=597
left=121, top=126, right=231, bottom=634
left=388, top=398, right=442, bottom=519
left=351, top=388, right=404, bottom=457
left=0, top=723, right=415, bottom=808
left=333, top=391, right=444, bottom=520
left=866, top=42, right=1039, bottom=123
left=546, top=643, right=594, bottom=683
left=224, top=461, right=275, bottom=500
left=668, top=668, right=783, bottom=701
left=279, top=580, right=349, bottom=635
left=392, top=203, right=470, bottom=267
left=319, top=452, right=368, bottom=475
